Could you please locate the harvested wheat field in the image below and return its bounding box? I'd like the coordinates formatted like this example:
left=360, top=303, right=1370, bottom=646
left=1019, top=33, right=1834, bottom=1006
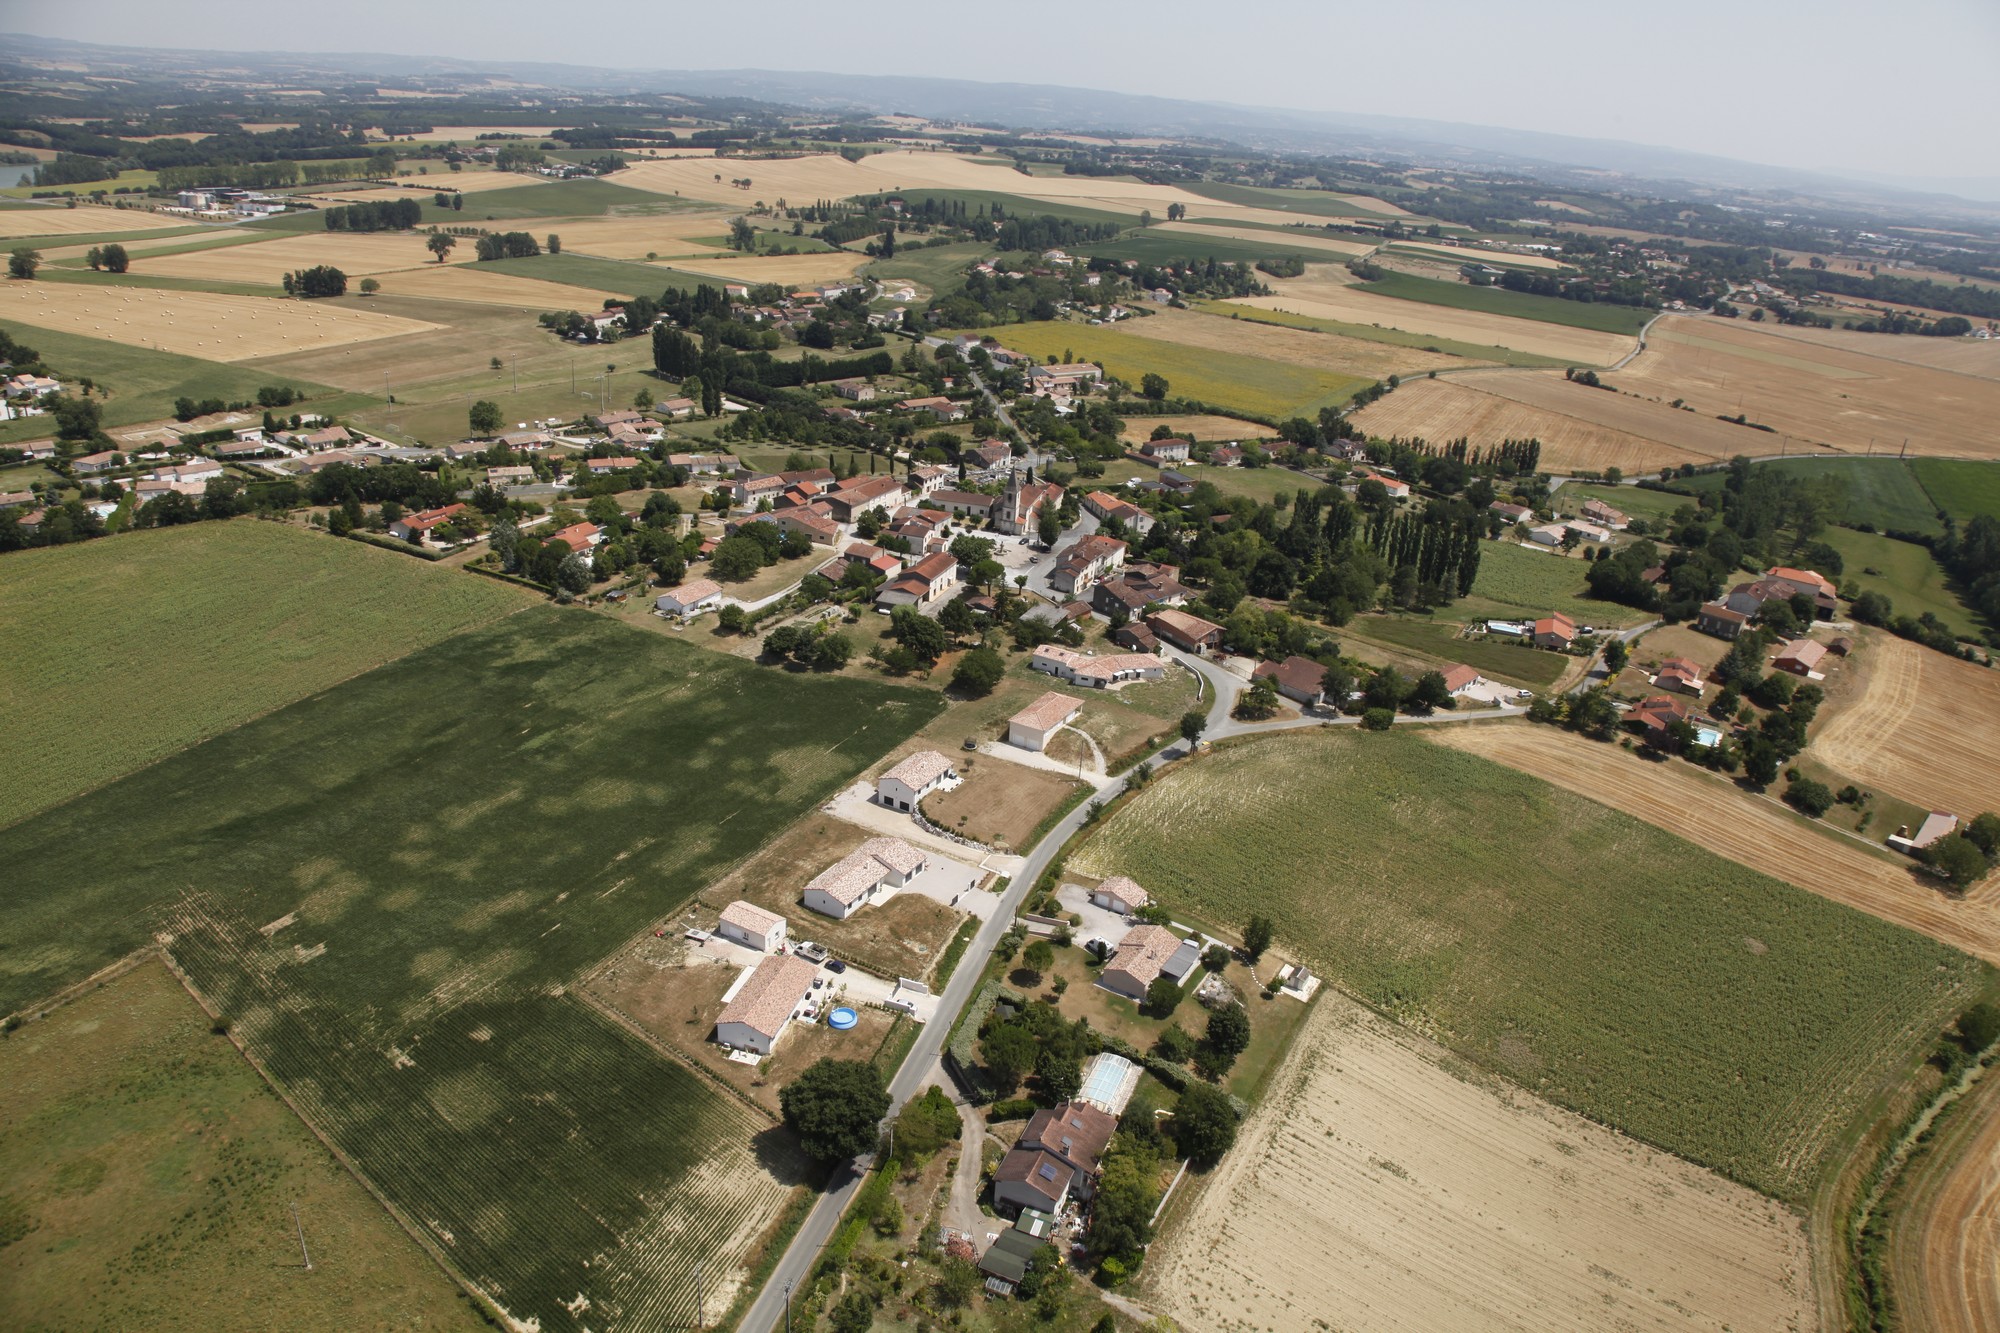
left=1122, top=306, right=1468, bottom=381
left=1426, top=722, right=2000, bottom=963
left=1615, top=315, right=2000, bottom=458
left=349, top=263, right=623, bottom=310
left=1147, top=991, right=1812, bottom=1333
left=676, top=250, right=871, bottom=286
left=138, top=231, right=471, bottom=282
left=0, top=283, right=440, bottom=360
left=524, top=211, right=736, bottom=259
left=0, top=204, right=192, bottom=238
left=1387, top=239, right=1569, bottom=270
left=1742, top=321, right=2000, bottom=383
left=1811, top=634, right=2000, bottom=818
left=1349, top=375, right=1713, bottom=473
left=1116, top=413, right=1275, bottom=445
left=1230, top=271, right=1636, bottom=364
left=1882, top=1060, right=2000, bottom=1333
left=1153, top=220, right=1374, bottom=257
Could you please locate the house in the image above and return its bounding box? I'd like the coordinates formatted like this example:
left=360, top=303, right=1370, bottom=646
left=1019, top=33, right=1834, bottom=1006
left=486, top=465, right=534, bottom=486
left=589, top=408, right=644, bottom=431
left=826, top=541, right=903, bottom=582
left=1889, top=811, right=1960, bottom=857
left=1697, top=602, right=1750, bottom=640
left=389, top=503, right=470, bottom=545
left=1090, top=876, right=1151, bottom=915
left=874, top=550, right=959, bottom=610
left=1099, top=924, right=1199, bottom=1001
left=1440, top=663, right=1486, bottom=697
left=293, top=425, right=353, bottom=452
left=877, top=750, right=957, bottom=811
left=655, top=578, right=724, bottom=619
left=771, top=508, right=838, bottom=545
left=1253, top=655, right=1327, bottom=707
left=1048, top=534, right=1127, bottom=596
left=16, top=442, right=55, bottom=461
left=1581, top=498, right=1630, bottom=530
left=0, top=490, right=32, bottom=509
left=1008, top=691, right=1081, bottom=752
left=716, top=900, right=787, bottom=954
left=666, top=452, right=737, bottom=475
left=1146, top=608, right=1224, bottom=655
left=926, top=490, right=994, bottom=521
left=1030, top=645, right=1165, bottom=689
left=1724, top=578, right=1804, bottom=620
left=657, top=397, right=698, bottom=419
left=71, top=450, right=122, bottom=475
left=802, top=837, right=927, bottom=919
left=1528, top=520, right=1608, bottom=546
left=542, top=521, right=605, bottom=562
left=899, top=396, right=965, bottom=422
left=1093, top=563, right=1188, bottom=618
left=964, top=440, right=1012, bottom=472
left=585, top=455, right=643, bottom=474
left=1082, top=489, right=1155, bottom=536
left=1774, top=637, right=1829, bottom=678
left=1654, top=656, right=1706, bottom=694
left=1209, top=444, right=1244, bottom=467
left=1629, top=694, right=1692, bottom=745
left=994, top=1102, right=1119, bottom=1215
left=712, top=954, right=819, bottom=1056
left=830, top=378, right=877, bottom=401
left=907, top=464, right=953, bottom=496
left=1533, top=613, right=1577, bottom=650
left=3, top=373, right=60, bottom=398
left=1158, top=470, right=1197, bottom=496
left=1358, top=471, right=1411, bottom=500
left=1763, top=567, right=1839, bottom=620
left=821, top=474, right=907, bottom=523
left=1111, top=622, right=1160, bottom=653
left=1023, top=362, right=1102, bottom=398
left=1489, top=501, right=1534, bottom=525
left=1137, top=438, right=1191, bottom=466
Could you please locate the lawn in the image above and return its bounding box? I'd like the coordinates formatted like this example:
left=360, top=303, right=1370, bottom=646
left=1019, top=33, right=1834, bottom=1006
left=1820, top=527, right=1986, bottom=637
left=1635, top=459, right=1953, bottom=535
left=1190, top=300, right=1567, bottom=368
left=1071, top=728, right=1983, bottom=1204
left=0, top=962, right=482, bottom=1333
left=1464, top=538, right=1650, bottom=626
left=0, top=323, right=376, bottom=444
left=0, top=608, right=946, bottom=1332
left=1910, top=457, right=2000, bottom=525
left=1553, top=480, right=1692, bottom=523
left=972, top=320, right=1370, bottom=420
left=477, top=252, right=711, bottom=297
left=0, top=521, right=534, bottom=828
left=1344, top=613, right=1566, bottom=687
left=1361, top=271, right=1655, bottom=336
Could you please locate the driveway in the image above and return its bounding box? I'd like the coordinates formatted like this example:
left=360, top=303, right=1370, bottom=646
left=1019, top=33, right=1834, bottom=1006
left=1055, top=883, right=1138, bottom=950
left=975, top=739, right=1114, bottom=788
left=823, top=781, right=1026, bottom=876
left=895, top=854, right=1003, bottom=922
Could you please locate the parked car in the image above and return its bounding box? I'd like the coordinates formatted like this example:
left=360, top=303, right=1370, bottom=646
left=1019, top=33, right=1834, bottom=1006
left=825, top=958, right=847, bottom=974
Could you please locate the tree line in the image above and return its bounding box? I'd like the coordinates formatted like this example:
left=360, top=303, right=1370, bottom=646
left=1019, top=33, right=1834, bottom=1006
left=322, top=197, right=423, bottom=232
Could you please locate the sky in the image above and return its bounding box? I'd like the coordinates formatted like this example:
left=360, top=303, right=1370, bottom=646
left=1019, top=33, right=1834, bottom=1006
left=11, top=0, right=2000, bottom=186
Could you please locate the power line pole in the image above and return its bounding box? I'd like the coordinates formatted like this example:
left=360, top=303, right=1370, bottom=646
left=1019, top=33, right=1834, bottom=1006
left=290, top=1201, right=312, bottom=1270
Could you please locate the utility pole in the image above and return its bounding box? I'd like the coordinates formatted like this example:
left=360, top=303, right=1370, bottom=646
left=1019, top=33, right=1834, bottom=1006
left=783, top=1280, right=793, bottom=1333
left=291, top=1201, right=312, bottom=1270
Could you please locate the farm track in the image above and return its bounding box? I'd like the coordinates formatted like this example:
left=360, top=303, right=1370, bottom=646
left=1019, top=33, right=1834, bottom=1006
left=1811, top=635, right=2000, bottom=819
left=1425, top=722, right=2000, bottom=964
left=1885, top=1058, right=2000, bottom=1333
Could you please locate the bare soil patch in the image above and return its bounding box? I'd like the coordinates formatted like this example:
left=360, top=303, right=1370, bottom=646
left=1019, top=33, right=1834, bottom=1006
left=921, top=756, right=1086, bottom=851
left=1146, top=989, right=1814, bottom=1333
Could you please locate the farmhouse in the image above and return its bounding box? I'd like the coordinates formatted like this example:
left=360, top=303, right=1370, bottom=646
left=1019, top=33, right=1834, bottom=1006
left=389, top=503, right=470, bottom=546
left=1147, top=608, right=1224, bottom=655
left=1099, top=924, right=1199, bottom=1002
left=1774, top=638, right=1829, bottom=678
left=877, top=750, right=958, bottom=811
left=1358, top=471, right=1411, bottom=500
left=1654, top=656, right=1707, bottom=694
left=1030, top=645, right=1165, bottom=689
left=1628, top=694, right=1692, bottom=746
left=994, top=1102, right=1119, bottom=1216
left=1697, top=602, right=1750, bottom=640
left=1082, top=489, right=1155, bottom=535
left=830, top=378, right=877, bottom=401
left=1580, top=498, right=1630, bottom=529
left=1090, top=876, right=1151, bottom=915
left=1764, top=567, right=1839, bottom=620
left=802, top=837, right=928, bottom=919
left=712, top=954, right=819, bottom=1056
left=1533, top=613, right=1577, bottom=650
left=874, top=551, right=959, bottom=610
left=1489, top=501, right=1533, bottom=525
left=1137, top=438, right=1191, bottom=466
left=1440, top=663, right=1487, bottom=698
left=1093, top=562, right=1188, bottom=617
left=1008, top=691, right=1082, bottom=752
left=1253, top=655, right=1328, bottom=706
left=655, top=578, right=724, bottom=619
left=1049, top=534, right=1127, bottom=595
left=716, top=900, right=787, bottom=953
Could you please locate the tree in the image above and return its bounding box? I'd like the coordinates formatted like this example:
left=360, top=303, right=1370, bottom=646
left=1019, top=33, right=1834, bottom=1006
left=1603, top=638, right=1630, bottom=673
left=1965, top=813, right=2000, bottom=862
left=85, top=246, right=102, bottom=271
left=1202, top=943, right=1230, bottom=972
left=729, top=217, right=758, bottom=252
left=890, top=607, right=949, bottom=664
left=981, top=1023, right=1036, bottom=1089
left=716, top=604, right=748, bottom=633
left=950, top=644, right=1005, bottom=696
left=1204, top=1002, right=1251, bottom=1060
left=1243, top=914, right=1273, bottom=963
left=1022, top=938, right=1055, bottom=979
left=811, top=633, right=853, bottom=670
left=359, top=277, right=380, bottom=296
left=468, top=400, right=502, bottom=436
left=709, top=535, right=767, bottom=581
left=288, top=265, right=346, bottom=298
left=1925, top=834, right=1992, bottom=890
left=1140, top=372, right=1169, bottom=401
left=100, top=242, right=129, bottom=273
left=1180, top=710, right=1206, bottom=745
left=1144, top=976, right=1181, bottom=1017
left=779, top=1058, right=890, bottom=1163
left=427, top=233, right=456, bottom=263
left=1087, top=1155, right=1157, bottom=1258
left=8, top=247, right=41, bottom=280
left=1169, top=1081, right=1239, bottom=1165
left=1410, top=670, right=1452, bottom=713
left=934, top=1257, right=980, bottom=1308
left=1036, top=1044, right=1083, bottom=1102
left=1038, top=508, right=1061, bottom=546
left=1784, top=776, right=1834, bottom=817
left=830, top=1291, right=878, bottom=1333
left=547, top=233, right=561, bottom=255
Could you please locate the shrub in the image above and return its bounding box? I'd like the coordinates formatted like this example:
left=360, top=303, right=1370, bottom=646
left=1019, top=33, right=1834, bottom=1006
left=1784, top=777, right=1834, bottom=818
left=1361, top=707, right=1395, bottom=731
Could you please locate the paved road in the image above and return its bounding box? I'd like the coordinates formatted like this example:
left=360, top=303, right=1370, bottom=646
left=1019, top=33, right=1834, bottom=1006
left=1563, top=618, right=1662, bottom=698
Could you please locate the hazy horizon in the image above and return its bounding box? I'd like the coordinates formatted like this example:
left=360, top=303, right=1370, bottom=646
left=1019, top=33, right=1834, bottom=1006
left=9, top=0, right=1999, bottom=187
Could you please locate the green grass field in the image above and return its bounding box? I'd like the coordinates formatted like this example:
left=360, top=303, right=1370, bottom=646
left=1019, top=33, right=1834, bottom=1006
left=1660, top=458, right=1952, bottom=535
left=1193, top=300, right=1570, bottom=368
left=0, top=323, right=378, bottom=443
left=862, top=240, right=990, bottom=300
left=974, top=320, right=1369, bottom=419
left=1821, top=527, right=1985, bottom=637
left=1361, top=271, right=1655, bottom=335
left=1345, top=613, right=1565, bottom=687
left=34, top=265, right=285, bottom=298
left=857, top=189, right=1135, bottom=231
left=1072, top=728, right=1983, bottom=1203
left=0, top=521, right=533, bottom=827
left=0, top=607, right=946, bottom=1331
left=450, top=178, right=699, bottom=219
left=1554, top=481, right=1692, bottom=523
left=0, top=962, right=483, bottom=1332
left=1464, top=538, right=1649, bottom=626
left=1094, top=457, right=1308, bottom=505
left=1079, top=230, right=1323, bottom=270
left=1910, top=458, right=2000, bottom=524
left=1182, top=181, right=1412, bottom=221
left=478, top=252, right=711, bottom=297
left=6, top=223, right=214, bottom=251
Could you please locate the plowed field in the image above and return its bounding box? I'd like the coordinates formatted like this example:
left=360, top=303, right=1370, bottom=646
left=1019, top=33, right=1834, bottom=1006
left=1811, top=635, right=2000, bottom=818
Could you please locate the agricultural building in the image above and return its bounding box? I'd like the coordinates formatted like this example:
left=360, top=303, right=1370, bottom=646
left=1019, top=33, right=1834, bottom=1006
left=1030, top=645, right=1164, bottom=689
left=1888, top=811, right=1960, bottom=857
left=713, top=954, right=819, bottom=1056
left=1099, top=924, right=1199, bottom=1002
left=1774, top=638, right=1829, bottom=678
left=802, top=837, right=927, bottom=919
left=1696, top=602, right=1750, bottom=640
left=716, top=900, right=787, bottom=953
left=1146, top=608, right=1224, bottom=655
left=877, top=750, right=958, bottom=811
left=1089, top=876, right=1151, bottom=915
left=1008, top=691, right=1082, bottom=752
left=655, top=578, right=723, bottom=619
left=1252, top=655, right=1328, bottom=707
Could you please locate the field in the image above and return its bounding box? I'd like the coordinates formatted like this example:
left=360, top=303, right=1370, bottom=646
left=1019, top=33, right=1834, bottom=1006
left=1342, top=613, right=1566, bottom=688
left=478, top=252, right=711, bottom=296
left=670, top=249, right=871, bottom=287
left=1080, top=229, right=1353, bottom=270
left=1153, top=219, right=1373, bottom=257
left=1614, top=316, right=2000, bottom=459
left=1811, top=633, right=2000, bottom=818
left=134, top=231, right=476, bottom=282
left=1744, top=319, right=2000, bottom=382
left=1880, top=1056, right=2000, bottom=1333
left=1820, top=528, right=1983, bottom=637
left=1349, top=371, right=1774, bottom=473
left=1190, top=299, right=1563, bottom=368
left=311, top=262, right=635, bottom=311
left=0, top=962, right=483, bottom=1333
left=1426, top=722, right=2000, bottom=964
left=0, top=281, right=439, bottom=360
left=1912, top=457, right=2000, bottom=523
left=1071, top=728, right=1982, bottom=1202
left=0, top=203, right=192, bottom=237
left=500, top=210, right=736, bottom=260
left=1148, top=990, right=1813, bottom=1333
left=1228, top=276, right=1636, bottom=365
left=1383, top=239, right=1570, bottom=271
left=859, top=239, right=990, bottom=301
left=1362, top=271, right=1649, bottom=334
left=1115, top=305, right=1469, bottom=382
left=1552, top=479, right=1692, bottom=522
left=1113, top=412, right=1273, bottom=445
left=1464, top=538, right=1651, bottom=627
left=0, top=608, right=945, bottom=1332
left=973, top=320, right=1369, bottom=419
left=0, top=521, right=533, bottom=828
left=1182, top=180, right=1415, bottom=219
left=920, top=753, right=1088, bottom=849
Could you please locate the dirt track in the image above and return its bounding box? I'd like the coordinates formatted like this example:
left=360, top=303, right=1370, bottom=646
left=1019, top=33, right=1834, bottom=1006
left=1885, top=1063, right=2000, bottom=1333
left=1811, top=635, right=2000, bottom=819
left=1145, top=990, right=1813, bottom=1333
left=1425, top=723, right=2000, bottom=964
